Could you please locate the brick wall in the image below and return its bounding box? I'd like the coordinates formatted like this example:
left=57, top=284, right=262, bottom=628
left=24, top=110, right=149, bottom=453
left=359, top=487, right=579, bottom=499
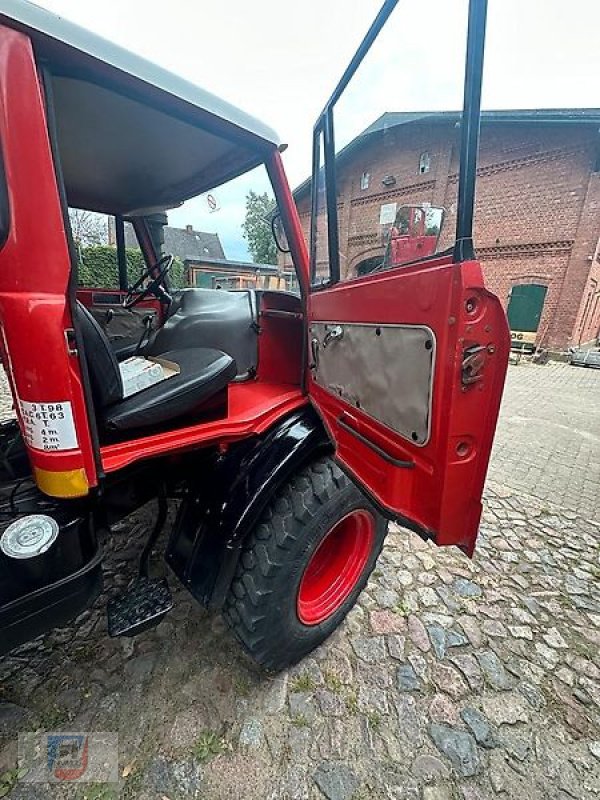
left=288, top=119, right=600, bottom=350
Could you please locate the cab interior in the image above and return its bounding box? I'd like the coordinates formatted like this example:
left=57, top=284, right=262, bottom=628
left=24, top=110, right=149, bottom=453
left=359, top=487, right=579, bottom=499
left=45, top=70, right=305, bottom=455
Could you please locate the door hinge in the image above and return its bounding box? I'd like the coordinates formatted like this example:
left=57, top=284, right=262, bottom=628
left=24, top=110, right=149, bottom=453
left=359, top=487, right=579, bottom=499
left=461, top=344, right=486, bottom=386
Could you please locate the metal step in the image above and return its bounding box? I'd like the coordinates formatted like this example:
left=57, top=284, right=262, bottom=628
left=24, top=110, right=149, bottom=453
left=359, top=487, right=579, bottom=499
left=107, top=576, right=173, bottom=637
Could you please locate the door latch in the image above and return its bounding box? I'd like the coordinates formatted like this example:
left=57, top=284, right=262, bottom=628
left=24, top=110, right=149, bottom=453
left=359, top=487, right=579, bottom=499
left=461, top=344, right=486, bottom=386
left=323, top=325, right=344, bottom=348
left=310, top=337, right=320, bottom=369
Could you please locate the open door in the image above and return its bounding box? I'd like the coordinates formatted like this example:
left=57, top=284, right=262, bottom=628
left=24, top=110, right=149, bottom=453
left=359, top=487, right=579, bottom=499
left=307, top=0, right=510, bottom=555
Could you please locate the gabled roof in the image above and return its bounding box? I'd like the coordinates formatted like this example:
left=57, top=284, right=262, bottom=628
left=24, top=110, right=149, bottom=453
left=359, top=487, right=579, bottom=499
left=0, top=0, right=279, bottom=148
left=294, top=108, right=600, bottom=200
left=123, top=223, right=225, bottom=261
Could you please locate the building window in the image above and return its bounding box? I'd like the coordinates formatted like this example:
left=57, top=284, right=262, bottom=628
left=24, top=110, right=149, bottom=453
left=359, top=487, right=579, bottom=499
left=419, top=152, right=431, bottom=175
left=360, top=171, right=370, bottom=190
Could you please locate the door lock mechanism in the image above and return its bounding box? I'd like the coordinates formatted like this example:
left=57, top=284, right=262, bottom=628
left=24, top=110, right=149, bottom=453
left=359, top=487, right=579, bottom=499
left=461, top=344, right=486, bottom=386
left=323, top=325, right=344, bottom=348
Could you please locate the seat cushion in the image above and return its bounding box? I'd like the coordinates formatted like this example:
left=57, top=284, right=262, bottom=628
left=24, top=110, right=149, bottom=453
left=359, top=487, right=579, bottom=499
left=102, top=348, right=236, bottom=432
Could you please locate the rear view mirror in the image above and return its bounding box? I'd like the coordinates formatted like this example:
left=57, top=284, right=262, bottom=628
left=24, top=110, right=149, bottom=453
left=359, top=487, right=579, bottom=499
left=271, top=212, right=290, bottom=253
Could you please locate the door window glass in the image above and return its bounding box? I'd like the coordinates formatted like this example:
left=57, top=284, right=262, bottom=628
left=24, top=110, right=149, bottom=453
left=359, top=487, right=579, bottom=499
left=311, top=0, right=469, bottom=283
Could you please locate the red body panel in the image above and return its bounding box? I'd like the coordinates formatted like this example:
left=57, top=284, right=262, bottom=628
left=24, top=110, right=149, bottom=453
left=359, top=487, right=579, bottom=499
left=0, top=28, right=97, bottom=492
left=100, top=383, right=306, bottom=473
left=388, top=233, right=438, bottom=266
left=308, top=255, right=510, bottom=555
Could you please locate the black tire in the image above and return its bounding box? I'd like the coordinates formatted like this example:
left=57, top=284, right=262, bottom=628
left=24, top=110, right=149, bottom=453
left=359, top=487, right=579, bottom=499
left=223, top=455, right=387, bottom=670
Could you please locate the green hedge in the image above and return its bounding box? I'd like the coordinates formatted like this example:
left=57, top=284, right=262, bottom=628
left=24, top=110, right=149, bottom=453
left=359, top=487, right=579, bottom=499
left=76, top=246, right=186, bottom=290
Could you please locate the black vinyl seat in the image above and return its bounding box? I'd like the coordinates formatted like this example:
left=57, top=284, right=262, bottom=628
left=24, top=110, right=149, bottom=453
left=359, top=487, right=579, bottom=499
left=76, top=302, right=236, bottom=433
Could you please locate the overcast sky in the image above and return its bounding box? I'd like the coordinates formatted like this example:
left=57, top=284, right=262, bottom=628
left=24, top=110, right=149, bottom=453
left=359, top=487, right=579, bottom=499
left=33, top=0, right=600, bottom=258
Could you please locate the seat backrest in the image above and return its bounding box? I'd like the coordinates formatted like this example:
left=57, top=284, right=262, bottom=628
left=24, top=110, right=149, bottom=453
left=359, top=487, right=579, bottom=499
left=76, top=301, right=123, bottom=408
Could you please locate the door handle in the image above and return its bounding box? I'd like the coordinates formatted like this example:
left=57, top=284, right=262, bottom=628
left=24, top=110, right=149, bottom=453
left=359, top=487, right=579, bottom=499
left=323, top=325, right=344, bottom=348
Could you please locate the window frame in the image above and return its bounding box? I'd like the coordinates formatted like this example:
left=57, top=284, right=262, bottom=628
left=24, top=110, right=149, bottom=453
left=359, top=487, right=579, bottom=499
left=308, top=0, right=488, bottom=290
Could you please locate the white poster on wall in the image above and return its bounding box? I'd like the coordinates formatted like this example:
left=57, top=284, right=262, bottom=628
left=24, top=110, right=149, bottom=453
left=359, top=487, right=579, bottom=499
left=379, top=202, right=397, bottom=225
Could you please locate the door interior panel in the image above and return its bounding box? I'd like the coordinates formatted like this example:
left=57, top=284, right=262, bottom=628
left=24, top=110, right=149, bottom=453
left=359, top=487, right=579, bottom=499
left=310, top=321, right=435, bottom=445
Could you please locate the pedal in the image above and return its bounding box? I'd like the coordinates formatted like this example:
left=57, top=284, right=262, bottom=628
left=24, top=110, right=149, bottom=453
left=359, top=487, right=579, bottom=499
left=107, top=576, right=173, bottom=637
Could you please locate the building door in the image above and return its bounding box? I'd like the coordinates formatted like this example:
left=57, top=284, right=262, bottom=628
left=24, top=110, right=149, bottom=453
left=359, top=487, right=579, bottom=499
left=507, top=284, right=547, bottom=349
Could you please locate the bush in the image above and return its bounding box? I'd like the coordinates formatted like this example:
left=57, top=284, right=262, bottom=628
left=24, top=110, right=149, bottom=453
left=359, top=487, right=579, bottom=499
left=76, top=246, right=186, bottom=290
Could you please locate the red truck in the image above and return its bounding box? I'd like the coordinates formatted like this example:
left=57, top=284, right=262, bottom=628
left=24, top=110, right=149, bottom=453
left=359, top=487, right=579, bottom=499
left=0, top=0, right=508, bottom=669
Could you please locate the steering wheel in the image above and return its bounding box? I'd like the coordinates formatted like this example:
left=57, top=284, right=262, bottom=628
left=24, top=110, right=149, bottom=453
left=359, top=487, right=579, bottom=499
left=123, top=254, right=174, bottom=309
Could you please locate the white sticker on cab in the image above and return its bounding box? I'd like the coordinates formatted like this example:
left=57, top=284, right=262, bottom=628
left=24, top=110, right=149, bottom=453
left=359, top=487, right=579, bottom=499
left=18, top=400, right=79, bottom=452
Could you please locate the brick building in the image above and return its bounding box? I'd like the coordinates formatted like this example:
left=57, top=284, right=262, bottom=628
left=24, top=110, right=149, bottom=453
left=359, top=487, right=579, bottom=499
left=288, top=109, right=600, bottom=351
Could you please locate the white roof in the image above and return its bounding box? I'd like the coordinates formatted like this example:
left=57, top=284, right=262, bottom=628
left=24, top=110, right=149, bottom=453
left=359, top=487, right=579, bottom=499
left=0, top=0, right=280, bottom=148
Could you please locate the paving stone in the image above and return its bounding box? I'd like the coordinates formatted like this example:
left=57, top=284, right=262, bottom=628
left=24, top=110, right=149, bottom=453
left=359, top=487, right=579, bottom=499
left=264, top=672, right=289, bottom=714
left=446, top=629, right=468, bottom=649
left=482, top=619, right=507, bottom=638
left=313, top=761, right=359, bottom=800
left=457, top=616, right=485, bottom=648
left=481, top=693, right=530, bottom=725
left=543, top=627, right=568, bottom=649
left=396, top=664, right=420, bottom=692
left=411, top=753, right=450, bottom=781
left=509, top=625, right=533, bottom=640
left=0, top=703, right=35, bottom=736
left=476, top=650, right=515, bottom=690
left=357, top=684, right=389, bottom=715
left=350, top=635, right=386, bottom=664
left=387, top=634, right=406, bottom=661
left=427, top=624, right=448, bottom=659
left=517, top=682, right=546, bottom=711
left=316, top=688, right=347, bottom=717
left=393, top=694, right=424, bottom=747
left=452, top=578, right=483, bottom=599
left=460, top=706, right=497, bottom=748
left=511, top=607, right=538, bottom=625
left=535, top=642, right=560, bottom=668
left=370, top=609, right=407, bottom=634
left=123, top=653, right=157, bottom=682
left=432, top=663, right=468, bottom=700
left=289, top=692, right=316, bottom=723
left=422, top=785, right=454, bottom=800
left=324, top=649, right=354, bottom=685
left=429, top=693, right=460, bottom=725
left=239, top=716, right=263, bottom=748
left=555, top=666, right=575, bottom=686
left=407, top=614, right=431, bottom=653
left=291, top=656, right=324, bottom=686
left=374, top=587, right=400, bottom=609
left=448, top=653, right=483, bottom=691
left=428, top=723, right=481, bottom=777
left=418, top=587, right=440, bottom=607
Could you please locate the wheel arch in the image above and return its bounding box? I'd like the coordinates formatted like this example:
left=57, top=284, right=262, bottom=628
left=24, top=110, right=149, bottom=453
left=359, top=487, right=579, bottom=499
left=165, top=405, right=332, bottom=609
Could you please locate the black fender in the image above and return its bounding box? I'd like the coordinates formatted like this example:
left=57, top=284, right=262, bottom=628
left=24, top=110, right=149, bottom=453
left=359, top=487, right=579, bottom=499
left=165, top=405, right=331, bottom=609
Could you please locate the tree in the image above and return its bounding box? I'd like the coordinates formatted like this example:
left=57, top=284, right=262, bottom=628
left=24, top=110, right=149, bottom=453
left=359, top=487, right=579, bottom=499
left=68, top=209, right=108, bottom=246
left=241, top=190, right=277, bottom=265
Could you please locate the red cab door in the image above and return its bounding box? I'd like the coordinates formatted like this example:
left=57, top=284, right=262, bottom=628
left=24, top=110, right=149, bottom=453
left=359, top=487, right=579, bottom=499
left=306, top=0, right=510, bottom=555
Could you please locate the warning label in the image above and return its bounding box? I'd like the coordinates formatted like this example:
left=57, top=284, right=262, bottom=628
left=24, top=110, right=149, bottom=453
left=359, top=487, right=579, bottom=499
left=18, top=400, right=78, bottom=452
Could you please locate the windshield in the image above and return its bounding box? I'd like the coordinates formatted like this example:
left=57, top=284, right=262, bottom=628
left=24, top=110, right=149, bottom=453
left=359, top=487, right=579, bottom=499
left=166, top=164, right=298, bottom=292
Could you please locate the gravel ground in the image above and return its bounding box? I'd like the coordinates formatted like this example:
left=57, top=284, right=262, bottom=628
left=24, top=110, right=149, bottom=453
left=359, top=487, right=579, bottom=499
left=0, top=361, right=598, bottom=800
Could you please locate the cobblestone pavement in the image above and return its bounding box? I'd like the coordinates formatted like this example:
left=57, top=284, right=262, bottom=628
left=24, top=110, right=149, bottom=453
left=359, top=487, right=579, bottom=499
left=488, top=361, right=600, bottom=519
left=0, top=362, right=599, bottom=800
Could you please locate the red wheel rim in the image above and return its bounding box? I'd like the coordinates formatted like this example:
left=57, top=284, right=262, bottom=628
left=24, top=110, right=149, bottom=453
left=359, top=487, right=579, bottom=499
left=297, top=510, right=375, bottom=626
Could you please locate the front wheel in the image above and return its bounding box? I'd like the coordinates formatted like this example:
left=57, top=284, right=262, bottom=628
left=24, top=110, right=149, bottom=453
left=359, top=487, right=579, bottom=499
left=223, top=456, right=387, bottom=670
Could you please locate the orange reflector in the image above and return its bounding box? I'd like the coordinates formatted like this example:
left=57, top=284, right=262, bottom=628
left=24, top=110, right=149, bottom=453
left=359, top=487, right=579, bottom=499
left=33, top=467, right=89, bottom=498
